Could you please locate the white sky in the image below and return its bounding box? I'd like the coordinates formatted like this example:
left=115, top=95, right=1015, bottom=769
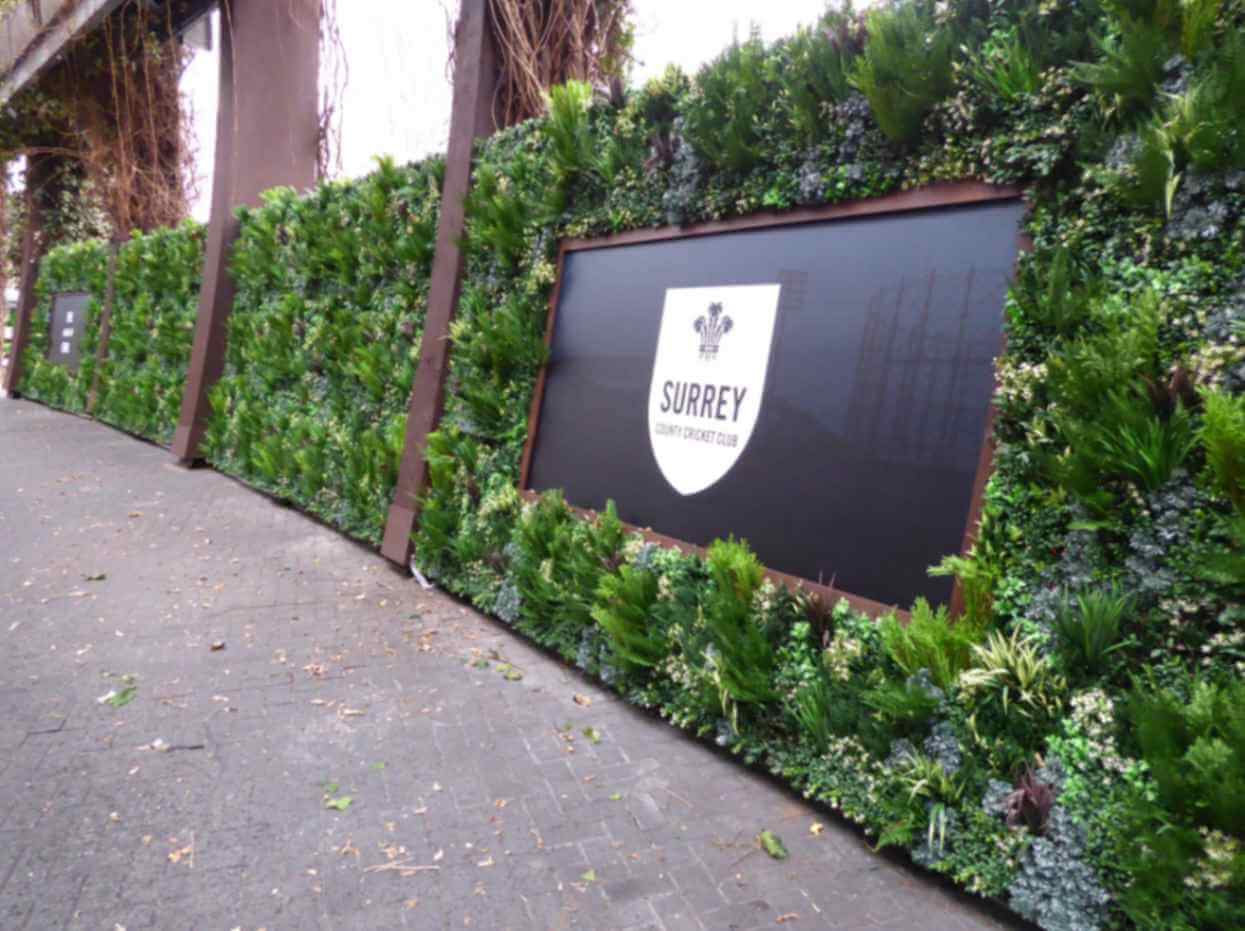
left=182, top=1, right=834, bottom=220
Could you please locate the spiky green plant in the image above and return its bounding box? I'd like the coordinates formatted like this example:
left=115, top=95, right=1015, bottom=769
left=850, top=1, right=956, bottom=144
left=1201, top=388, right=1245, bottom=516
left=592, top=563, right=668, bottom=674
left=877, top=598, right=984, bottom=692
left=1053, top=585, right=1134, bottom=676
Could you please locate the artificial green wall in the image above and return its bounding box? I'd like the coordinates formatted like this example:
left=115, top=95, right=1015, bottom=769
left=203, top=157, right=443, bottom=544
left=13, top=2, right=1245, bottom=927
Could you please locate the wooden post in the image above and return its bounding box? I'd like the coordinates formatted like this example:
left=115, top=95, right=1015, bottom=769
left=1, top=153, right=51, bottom=398
left=380, top=0, right=500, bottom=567
left=86, top=237, right=122, bottom=412
left=171, top=0, right=320, bottom=463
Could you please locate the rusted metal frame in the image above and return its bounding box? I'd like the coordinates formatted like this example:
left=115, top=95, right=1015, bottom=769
left=171, top=0, right=320, bottom=463
left=1, top=152, right=51, bottom=397
left=380, top=0, right=500, bottom=566
left=559, top=181, right=1022, bottom=255
left=86, top=237, right=122, bottom=412
left=518, top=181, right=1027, bottom=619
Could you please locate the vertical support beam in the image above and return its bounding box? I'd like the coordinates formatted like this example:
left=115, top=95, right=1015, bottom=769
left=381, top=0, right=499, bottom=567
left=1, top=153, right=51, bottom=398
left=171, top=0, right=319, bottom=463
left=87, top=237, right=122, bottom=412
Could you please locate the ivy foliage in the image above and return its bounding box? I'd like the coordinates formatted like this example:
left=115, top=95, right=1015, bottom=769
left=204, top=157, right=443, bottom=544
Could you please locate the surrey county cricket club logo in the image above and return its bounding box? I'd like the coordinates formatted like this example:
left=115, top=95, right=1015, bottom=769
left=648, top=285, right=781, bottom=495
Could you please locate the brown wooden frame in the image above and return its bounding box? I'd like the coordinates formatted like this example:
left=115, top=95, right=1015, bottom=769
left=517, top=180, right=1028, bottom=618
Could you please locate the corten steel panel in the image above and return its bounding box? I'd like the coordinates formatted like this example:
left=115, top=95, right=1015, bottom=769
left=524, top=195, right=1025, bottom=609
left=380, top=0, right=499, bottom=566
left=172, top=0, right=320, bottom=462
left=46, top=291, right=90, bottom=370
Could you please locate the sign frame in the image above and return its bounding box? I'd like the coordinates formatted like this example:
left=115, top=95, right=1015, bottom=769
left=518, top=181, right=1028, bottom=618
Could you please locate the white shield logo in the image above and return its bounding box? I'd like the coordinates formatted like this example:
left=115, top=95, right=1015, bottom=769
left=647, top=284, right=781, bottom=496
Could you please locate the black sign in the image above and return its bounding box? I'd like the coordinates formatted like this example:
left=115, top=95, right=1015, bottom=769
left=47, top=292, right=92, bottom=370
left=526, top=198, right=1024, bottom=607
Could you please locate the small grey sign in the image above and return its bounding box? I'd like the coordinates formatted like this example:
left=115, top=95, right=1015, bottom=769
left=48, top=292, right=91, bottom=370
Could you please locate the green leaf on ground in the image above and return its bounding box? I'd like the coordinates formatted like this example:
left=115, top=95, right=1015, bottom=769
left=582, top=726, right=602, bottom=744
left=496, top=663, right=523, bottom=681
left=580, top=869, right=596, bottom=883
left=325, top=795, right=354, bottom=812
left=107, top=686, right=137, bottom=708
left=609, top=792, right=623, bottom=801
left=758, top=830, right=788, bottom=860
left=372, top=762, right=386, bottom=771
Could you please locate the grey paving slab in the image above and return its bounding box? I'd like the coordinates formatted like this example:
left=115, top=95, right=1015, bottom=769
left=0, top=400, right=1027, bottom=931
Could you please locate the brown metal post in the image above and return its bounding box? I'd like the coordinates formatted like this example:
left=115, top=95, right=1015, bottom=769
left=1, top=153, right=51, bottom=398
left=380, top=0, right=500, bottom=567
left=171, top=0, right=319, bottom=463
left=87, top=237, right=123, bottom=412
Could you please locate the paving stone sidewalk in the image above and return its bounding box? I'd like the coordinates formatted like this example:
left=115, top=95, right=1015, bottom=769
left=0, top=400, right=1024, bottom=931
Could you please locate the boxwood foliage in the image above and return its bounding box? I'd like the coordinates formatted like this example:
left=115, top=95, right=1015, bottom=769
left=203, top=156, right=443, bottom=545
left=92, top=222, right=205, bottom=445
left=410, top=2, right=1245, bottom=929
left=18, top=239, right=110, bottom=412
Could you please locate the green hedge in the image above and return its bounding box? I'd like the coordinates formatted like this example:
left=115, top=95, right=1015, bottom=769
left=93, top=222, right=204, bottom=445
left=18, top=239, right=110, bottom=412
left=410, top=4, right=1245, bottom=929
left=203, top=157, right=443, bottom=544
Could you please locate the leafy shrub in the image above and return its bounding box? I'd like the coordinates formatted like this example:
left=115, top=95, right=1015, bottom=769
left=93, top=222, right=204, bottom=444
left=1201, top=388, right=1245, bottom=515
left=850, top=1, right=955, bottom=144
left=877, top=598, right=983, bottom=692
left=591, top=563, right=668, bottom=674
left=1122, top=677, right=1245, bottom=928
left=511, top=492, right=625, bottom=656
left=778, top=8, right=868, bottom=144
left=1009, top=247, right=1101, bottom=336
left=700, top=538, right=778, bottom=720
left=1053, top=585, right=1133, bottom=677
left=964, top=25, right=1042, bottom=103
left=682, top=31, right=773, bottom=173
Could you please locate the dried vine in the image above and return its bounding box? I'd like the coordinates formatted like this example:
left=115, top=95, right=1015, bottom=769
left=484, top=0, right=634, bottom=125
left=1, top=0, right=192, bottom=237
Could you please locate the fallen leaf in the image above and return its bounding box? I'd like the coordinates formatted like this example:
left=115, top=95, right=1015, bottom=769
left=580, top=869, right=596, bottom=883
left=757, top=830, right=789, bottom=860
left=809, top=822, right=825, bottom=836
left=776, top=913, right=799, bottom=923
left=84, top=572, right=107, bottom=582
left=582, top=727, right=602, bottom=745
left=209, top=641, right=225, bottom=652
left=609, top=792, right=622, bottom=801
left=573, top=694, right=592, bottom=707
left=168, top=844, right=193, bottom=864
left=324, top=795, right=354, bottom=812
